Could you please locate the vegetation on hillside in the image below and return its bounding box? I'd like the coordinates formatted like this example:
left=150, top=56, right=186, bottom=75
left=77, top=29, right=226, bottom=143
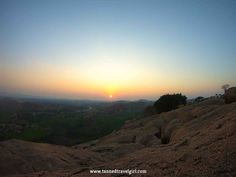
left=154, top=93, right=187, bottom=113
left=0, top=98, right=152, bottom=145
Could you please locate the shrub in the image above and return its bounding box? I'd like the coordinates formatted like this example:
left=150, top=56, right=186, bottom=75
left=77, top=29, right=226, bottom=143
left=224, top=87, right=236, bottom=104
left=154, top=93, right=187, bottom=113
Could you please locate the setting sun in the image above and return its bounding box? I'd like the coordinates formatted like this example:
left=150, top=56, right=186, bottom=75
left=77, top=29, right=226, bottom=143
left=0, top=1, right=235, bottom=176
left=0, top=0, right=235, bottom=100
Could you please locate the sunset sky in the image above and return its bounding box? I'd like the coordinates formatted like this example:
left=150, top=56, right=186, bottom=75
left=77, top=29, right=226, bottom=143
left=1, top=0, right=236, bottom=100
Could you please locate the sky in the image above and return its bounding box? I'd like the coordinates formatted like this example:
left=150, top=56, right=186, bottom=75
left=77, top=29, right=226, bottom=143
left=0, top=0, right=236, bottom=100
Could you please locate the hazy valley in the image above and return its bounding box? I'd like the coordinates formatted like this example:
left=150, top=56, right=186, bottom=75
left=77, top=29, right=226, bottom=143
left=0, top=97, right=152, bottom=145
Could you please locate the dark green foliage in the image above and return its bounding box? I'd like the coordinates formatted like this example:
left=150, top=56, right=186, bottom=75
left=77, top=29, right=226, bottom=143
left=224, top=87, right=236, bottom=104
left=0, top=99, right=152, bottom=145
left=19, top=127, right=48, bottom=141
left=154, top=93, right=187, bottom=113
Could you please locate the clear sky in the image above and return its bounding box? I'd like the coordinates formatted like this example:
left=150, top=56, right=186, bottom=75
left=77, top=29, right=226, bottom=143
left=0, top=0, right=236, bottom=100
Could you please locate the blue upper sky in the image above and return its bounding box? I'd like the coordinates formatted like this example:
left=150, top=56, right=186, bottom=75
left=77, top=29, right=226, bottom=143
left=0, top=0, right=236, bottom=100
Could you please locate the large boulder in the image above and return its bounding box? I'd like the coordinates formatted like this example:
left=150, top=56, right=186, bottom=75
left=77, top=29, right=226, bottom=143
left=224, top=87, right=236, bottom=104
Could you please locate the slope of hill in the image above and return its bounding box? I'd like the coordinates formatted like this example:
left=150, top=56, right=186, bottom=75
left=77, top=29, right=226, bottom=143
left=0, top=98, right=235, bottom=177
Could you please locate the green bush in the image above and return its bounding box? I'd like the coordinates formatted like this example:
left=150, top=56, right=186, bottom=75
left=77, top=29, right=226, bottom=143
left=19, top=127, right=48, bottom=141
left=154, top=93, right=187, bottom=113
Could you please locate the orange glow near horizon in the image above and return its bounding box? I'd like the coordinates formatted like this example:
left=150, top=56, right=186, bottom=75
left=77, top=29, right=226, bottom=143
left=2, top=63, right=223, bottom=100
left=1, top=1, right=236, bottom=100
left=1, top=56, right=230, bottom=100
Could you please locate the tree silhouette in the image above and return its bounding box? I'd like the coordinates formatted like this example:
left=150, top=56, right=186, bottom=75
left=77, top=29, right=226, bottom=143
left=154, top=93, right=187, bottom=113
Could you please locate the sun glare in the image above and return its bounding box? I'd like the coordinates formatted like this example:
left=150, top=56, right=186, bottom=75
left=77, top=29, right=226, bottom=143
left=109, top=94, right=113, bottom=98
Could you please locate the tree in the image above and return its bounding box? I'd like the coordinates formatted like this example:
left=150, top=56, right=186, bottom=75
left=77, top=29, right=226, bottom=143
left=154, top=93, right=187, bottom=113
left=222, top=84, right=230, bottom=93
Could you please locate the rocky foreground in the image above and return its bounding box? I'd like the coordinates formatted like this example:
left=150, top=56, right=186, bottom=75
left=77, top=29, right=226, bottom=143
left=0, top=98, right=235, bottom=177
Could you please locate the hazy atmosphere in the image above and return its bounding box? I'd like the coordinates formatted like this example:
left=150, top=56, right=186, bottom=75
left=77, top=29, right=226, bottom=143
left=1, top=0, right=236, bottom=100
left=1, top=1, right=236, bottom=177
